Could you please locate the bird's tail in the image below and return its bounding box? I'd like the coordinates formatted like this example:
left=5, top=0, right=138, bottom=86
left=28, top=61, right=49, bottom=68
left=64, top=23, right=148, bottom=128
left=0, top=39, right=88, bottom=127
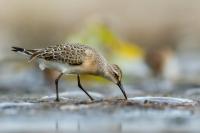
left=11, top=46, right=33, bottom=55
left=12, top=46, right=42, bottom=62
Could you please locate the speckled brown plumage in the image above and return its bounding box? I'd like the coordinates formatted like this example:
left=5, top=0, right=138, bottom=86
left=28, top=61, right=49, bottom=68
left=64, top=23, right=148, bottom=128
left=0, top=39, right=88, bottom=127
left=12, top=43, right=128, bottom=101
left=29, top=43, right=93, bottom=65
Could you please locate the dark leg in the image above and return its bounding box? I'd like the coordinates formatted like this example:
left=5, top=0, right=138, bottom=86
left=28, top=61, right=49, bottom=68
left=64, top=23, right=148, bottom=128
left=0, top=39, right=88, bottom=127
left=77, top=74, right=94, bottom=101
left=55, top=73, right=63, bottom=102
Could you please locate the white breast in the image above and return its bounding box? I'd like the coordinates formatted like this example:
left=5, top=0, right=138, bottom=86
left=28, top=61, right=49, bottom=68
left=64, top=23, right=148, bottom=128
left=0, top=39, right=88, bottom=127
left=37, top=59, right=70, bottom=73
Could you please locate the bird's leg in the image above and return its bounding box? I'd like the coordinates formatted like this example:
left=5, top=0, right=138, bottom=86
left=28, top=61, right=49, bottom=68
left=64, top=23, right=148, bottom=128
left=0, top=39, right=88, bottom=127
left=55, top=73, right=63, bottom=102
left=77, top=74, right=94, bottom=101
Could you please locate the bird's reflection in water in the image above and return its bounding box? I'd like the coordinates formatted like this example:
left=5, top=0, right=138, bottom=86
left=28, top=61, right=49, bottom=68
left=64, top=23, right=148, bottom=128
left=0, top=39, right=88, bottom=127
left=54, top=119, right=122, bottom=133
left=55, top=120, right=59, bottom=132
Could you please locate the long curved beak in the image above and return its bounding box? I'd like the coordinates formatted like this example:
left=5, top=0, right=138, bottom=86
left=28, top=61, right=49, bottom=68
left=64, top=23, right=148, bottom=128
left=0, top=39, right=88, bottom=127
left=117, top=82, right=128, bottom=100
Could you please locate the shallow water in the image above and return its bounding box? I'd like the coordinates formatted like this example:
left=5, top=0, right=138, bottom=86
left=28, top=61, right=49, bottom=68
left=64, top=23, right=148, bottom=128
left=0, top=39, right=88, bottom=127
left=0, top=59, right=200, bottom=133
left=0, top=94, right=199, bottom=133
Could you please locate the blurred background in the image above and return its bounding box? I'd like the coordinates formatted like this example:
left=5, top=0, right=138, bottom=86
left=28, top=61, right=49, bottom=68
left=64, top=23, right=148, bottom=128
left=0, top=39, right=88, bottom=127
left=1, top=0, right=200, bottom=90
left=0, top=0, right=200, bottom=132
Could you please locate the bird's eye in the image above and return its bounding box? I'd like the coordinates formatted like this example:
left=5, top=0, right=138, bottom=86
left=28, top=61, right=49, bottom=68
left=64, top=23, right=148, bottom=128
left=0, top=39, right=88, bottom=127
left=114, top=73, right=119, bottom=79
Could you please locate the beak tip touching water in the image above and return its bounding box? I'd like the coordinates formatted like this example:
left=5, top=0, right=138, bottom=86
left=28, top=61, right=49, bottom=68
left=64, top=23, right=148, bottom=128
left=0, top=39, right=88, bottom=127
left=117, top=82, right=128, bottom=100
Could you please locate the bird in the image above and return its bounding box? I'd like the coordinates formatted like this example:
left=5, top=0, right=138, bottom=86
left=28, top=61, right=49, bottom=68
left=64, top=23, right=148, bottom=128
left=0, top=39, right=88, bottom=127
left=145, top=47, right=179, bottom=81
left=11, top=43, right=128, bottom=102
left=145, top=47, right=167, bottom=78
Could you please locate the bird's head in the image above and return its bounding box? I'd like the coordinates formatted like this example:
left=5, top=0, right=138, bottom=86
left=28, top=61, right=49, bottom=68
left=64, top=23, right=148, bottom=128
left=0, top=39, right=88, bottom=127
left=105, top=64, right=122, bottom=84
left=104, top=64, right=127, bottom=99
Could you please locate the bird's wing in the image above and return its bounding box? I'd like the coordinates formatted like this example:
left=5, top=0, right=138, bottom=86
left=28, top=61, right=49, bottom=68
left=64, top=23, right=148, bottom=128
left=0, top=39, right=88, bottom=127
left=35, top=44, right=86, bottom=65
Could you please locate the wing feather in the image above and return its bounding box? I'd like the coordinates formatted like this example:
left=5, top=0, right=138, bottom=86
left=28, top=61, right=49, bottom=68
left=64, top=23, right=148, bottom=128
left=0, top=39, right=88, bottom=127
left=36, top=44, right=87, bottom=65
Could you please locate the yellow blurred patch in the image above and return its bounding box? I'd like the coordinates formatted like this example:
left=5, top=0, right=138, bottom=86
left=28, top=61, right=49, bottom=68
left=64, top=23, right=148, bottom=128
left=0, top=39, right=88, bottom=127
left=68, top=22, right=144, bottom=59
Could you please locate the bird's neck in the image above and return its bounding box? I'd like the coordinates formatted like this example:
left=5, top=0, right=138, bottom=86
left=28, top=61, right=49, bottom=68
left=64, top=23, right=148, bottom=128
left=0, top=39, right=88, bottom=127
left=100, top=63, right=112, bottom=78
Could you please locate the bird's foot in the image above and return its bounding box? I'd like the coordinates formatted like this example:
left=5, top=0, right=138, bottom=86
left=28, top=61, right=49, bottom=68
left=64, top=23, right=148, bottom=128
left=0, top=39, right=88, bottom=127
left=54, top=98, right=60, bottom=102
